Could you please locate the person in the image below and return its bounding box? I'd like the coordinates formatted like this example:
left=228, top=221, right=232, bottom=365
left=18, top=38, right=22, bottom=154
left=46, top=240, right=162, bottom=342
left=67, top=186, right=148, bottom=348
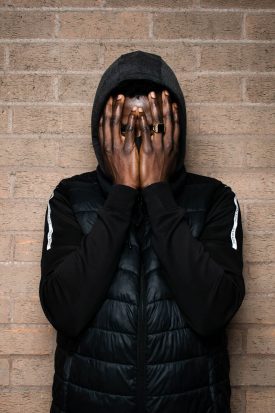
left=39, top=50, right=245, bottom=413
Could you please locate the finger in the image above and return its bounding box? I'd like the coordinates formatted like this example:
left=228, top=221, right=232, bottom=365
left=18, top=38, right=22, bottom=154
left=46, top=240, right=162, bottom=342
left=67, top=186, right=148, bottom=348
left=172, top=102, right=180, bottom=151
left=138, top=107, right=153, bottom=152
left=124, top=106, right=137, bottom=151
left=99, top=114, right=104, bottom=150
left=148, top=90, right=163, bottom=139
left=162, top=90, right=173, bottom=148
left=111, top=94, right=125, bottom=148
left=103, top=95, right=113, bottom=151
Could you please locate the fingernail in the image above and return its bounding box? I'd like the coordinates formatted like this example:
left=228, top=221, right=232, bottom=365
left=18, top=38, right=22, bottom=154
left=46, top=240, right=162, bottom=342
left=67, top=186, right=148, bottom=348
left=131, top=106, right=137, bottom=111
left=150, top=91, right=156, bottom=98
left=164, top=90, right=169, bottom=96
left=116, top=94, right=123, bottom=100
left=174, top=103, right=178, bottom=109
left=138, top=107, right=143, bottom=113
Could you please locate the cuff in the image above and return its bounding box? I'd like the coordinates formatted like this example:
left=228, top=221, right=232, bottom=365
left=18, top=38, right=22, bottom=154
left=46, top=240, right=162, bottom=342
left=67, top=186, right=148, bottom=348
left=103, top=184, right=138, bottom=214
left=141, top=181, right=180, bottom=214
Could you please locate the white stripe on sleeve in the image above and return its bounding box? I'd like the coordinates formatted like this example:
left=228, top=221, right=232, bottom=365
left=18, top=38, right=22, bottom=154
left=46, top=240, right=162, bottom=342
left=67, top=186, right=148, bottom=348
left=231, top=195, right=239, bottom=250
left=46, top=192, right=54, bottom=251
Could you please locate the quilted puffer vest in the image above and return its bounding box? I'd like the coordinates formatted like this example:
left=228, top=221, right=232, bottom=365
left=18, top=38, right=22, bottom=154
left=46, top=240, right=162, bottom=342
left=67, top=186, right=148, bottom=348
left=50, top=169, right=231, bottom=413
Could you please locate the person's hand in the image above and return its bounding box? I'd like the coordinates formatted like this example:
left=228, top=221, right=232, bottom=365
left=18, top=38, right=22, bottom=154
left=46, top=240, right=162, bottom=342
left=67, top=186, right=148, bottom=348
left=138, top=90, right=179, bottom=189
left=99, top=94, right=140, bottom=189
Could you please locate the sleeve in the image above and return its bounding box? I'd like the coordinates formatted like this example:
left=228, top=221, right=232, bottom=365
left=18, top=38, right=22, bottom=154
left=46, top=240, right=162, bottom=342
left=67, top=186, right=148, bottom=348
left=39, top=182, right=138, bottom=338
left=141, top=180, right=245, bottom=337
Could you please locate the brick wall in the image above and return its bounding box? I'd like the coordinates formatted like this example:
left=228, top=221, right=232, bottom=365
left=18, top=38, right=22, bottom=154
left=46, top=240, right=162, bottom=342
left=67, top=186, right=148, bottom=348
left=0, top=1, right=274, bottom=412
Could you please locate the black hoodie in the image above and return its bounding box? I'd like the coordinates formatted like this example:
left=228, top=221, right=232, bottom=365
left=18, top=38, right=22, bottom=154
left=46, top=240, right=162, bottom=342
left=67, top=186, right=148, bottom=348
left=40, top=50, right=244, bottom=344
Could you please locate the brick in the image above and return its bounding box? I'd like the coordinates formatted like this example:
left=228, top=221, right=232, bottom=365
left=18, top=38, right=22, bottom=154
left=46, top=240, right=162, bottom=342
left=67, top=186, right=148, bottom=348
left=0, top=138, right=58, bottom=167
left=13, top=295, right=47, bottom=324
left=11, top=357, right=53, bottom=386
left=0, top=106, right=9, bottom=133
left=0, top=75, right=54, bottom=102
left=247, top=263, right=275, bottom=293
left=14, top=171, right=61, bottom=198
left=200, top=44, right=275, bottom=72
left=230, top=355, right=275, bottom=386
left=230, top=387, right=245, bottom=413
left=200, top=0, right=275, bottom=8
left=0, top=11, right=55, bottom=39
left=59, top=11, right=150, bottom=39
left=177, top=74, right=241, bottom=103
left=153, top=12, right=242, bottom=40
left=103, top=43, right=198, bottom=72
left=58, top=74, right=102, bottom=102
left=246, top=138, right=275, bottom=167
left=244, top=232, right=275, bottom=263
left=246, top=76, right=275, bottom=103
left=58, top=137, right=96, bottom=168
left=234, top=294, right=275, bottom=324
left=12, top=107, right=62, bottom=134
left=246, top=13, right=275, bottom=40
left=106, top=0, right=191, bottom=6
left=206, top=171, right=275, bottom=200
left=246, top=204, right=275, bottom=232
left=1, top=0, right=103, bottom=6
left=186, top=137, right=246, bottom=168
left=247, top=326, right=275, bottom=354
left=0, top=359, right=9, bottom=386
left=0, top=295, right=11, bottom=323
left=9, top=43, right=101, bottom=71
left=246, top=389, right=275, bottom=413
left=0, top=262, right=41, bottom=295
left=0, top=199, right=45, bottom=231
left=0, top=390, right=51, bottom=413
left=0, top=45, right=5, bottom=70
left=0, top=325, right=54, bottom=355
left=0, top=234, right=13, bottom=261
left=60, top=107, right=91, bottom=134
left=14, top=233, right=44, bottom=262
left=227, top=328, right=243, bottom=354
left=199, top=106, right=275, bottom=135
left=0, top=171, right=10, bottom=198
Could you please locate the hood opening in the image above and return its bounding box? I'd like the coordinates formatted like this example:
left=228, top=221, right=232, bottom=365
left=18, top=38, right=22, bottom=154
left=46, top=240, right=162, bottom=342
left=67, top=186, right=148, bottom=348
left=91, top=50, right=187, bottom=180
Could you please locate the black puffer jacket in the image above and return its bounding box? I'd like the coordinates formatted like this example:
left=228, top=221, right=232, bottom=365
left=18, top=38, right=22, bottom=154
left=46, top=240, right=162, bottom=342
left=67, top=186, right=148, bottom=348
left=39, top=51, right=245, bottom=413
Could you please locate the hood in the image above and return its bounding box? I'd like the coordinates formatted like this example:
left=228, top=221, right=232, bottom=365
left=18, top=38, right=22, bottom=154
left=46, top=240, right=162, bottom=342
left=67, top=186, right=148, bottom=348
left=91, top=50, right=187, bottom=195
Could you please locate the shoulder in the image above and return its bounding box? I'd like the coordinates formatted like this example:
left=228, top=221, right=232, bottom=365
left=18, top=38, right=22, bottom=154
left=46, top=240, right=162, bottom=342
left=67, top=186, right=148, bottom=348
left=49, top=170, right=98, bottom=201
left=185, top=171, right=238, bottom=200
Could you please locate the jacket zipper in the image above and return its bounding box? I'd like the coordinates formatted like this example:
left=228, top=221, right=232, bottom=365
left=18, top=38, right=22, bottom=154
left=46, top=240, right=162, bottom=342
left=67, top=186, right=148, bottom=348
left=137, top=257, right=146, bottom=413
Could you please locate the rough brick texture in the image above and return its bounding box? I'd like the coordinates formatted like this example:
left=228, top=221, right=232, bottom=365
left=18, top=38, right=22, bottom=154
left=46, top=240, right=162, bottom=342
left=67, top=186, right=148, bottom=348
left=0, top=1, right=274, bottom=412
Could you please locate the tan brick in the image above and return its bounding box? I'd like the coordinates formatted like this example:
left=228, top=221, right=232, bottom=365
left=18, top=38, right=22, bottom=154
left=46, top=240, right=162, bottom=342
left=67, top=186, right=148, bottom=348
left=14, top=171, right=61, bottom=198
left=0, top=199, right=45, bottom=231
left=0, top=262, right=41, bottom=295
left=247, top=263, right=275, bottom=293
left=234, top=294, right=275, bottom=324
left=246, top=13, right=275, bottom=40
left=1, top=0, right=57, bottom=5
left=58, top=137, right=96, bottom=168
left=230, top=355, right=275, bottom=386
left=9, top=43, right=101, bottom=71
left=0, top=106, right=9, bottom=133
left=0, top=138, right=58, bottom=167
left=13, top=295, right=48, bottom=324
left=0, top=11, right=55, bottom=39
left=246, top=204, right=275, bottom=232
left=61, top=107, right=91, bottom=134
left=246, top=389, right=275, bottom=413
left=58, top=74, right=102, bottom=102
left=59, top=11, right=150, bottom=39
left=0, top=295, right=11, bottom=323
left=0, top=390, right=51, bottom=413
left=0, top=359, right=9, bottom=386
left=0, top=171, right=11, bottom=198
left=0, top=234, right=13, bottom=261
left=246, top=76, right=275, bottom=104
left=153, top=12, right=242, bottom=40
left=247, top=326, right=275, bottom=354
left=177, top=74, right=241, bottom=103
left=206, top=171, right=275, bottom=201
left=11, top=357, right=53, bottom=386
left=12, top=107, right=62, bottom=134
left=186, top=137, right=246, bottom=168
left=103, top=43, right=198, bottom=72
left=200, top=0, right=275, bottom=8
left=106, top=0, right=191, bottom=6
left=14, top=233, right=44, bottom=262
left=199, top=106, right=275, bottom=135
left=0, top=75, right=54, bottom=102
left=244, top=232, right=275, bottom=263
left=0, top=45, right=5, bottom=70
left=227, top=328, right=243, bottom=354
left=231, top=387, right=245, bottom=413
left=200, top=44, right=275, bottom=72
left=246, top=138, right=275, bottom=167
left=0, top=325, right=54, bottom=355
